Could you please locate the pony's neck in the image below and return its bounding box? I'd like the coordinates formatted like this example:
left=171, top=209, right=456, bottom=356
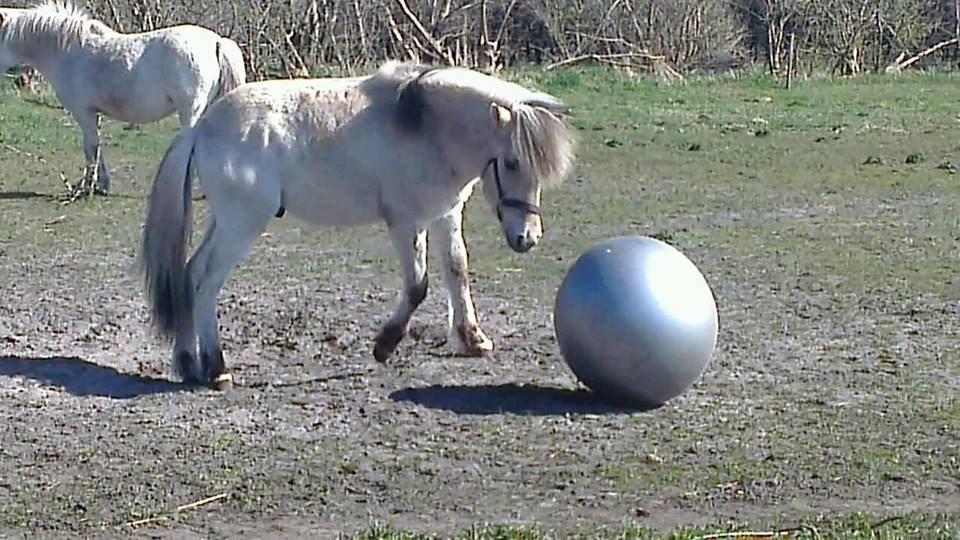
left=11, top=40, right=61, bottom=78
left=440, top=135, right=497, bottom=186
left=9, top=12, right=93, bottom=69
left=432, top=110, right=499, bottom=181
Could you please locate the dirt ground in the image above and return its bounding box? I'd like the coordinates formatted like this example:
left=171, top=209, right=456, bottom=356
left=0, top=73, right=958, bottom=538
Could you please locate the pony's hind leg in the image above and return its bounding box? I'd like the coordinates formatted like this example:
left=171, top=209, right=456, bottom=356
left=189, top=212, right=268, bottom=389
left=169, top=219, right=219, bottom=384
left=177, top=104, right=211, bottom=203
left=177, top=101, right=207, bottom=129
left=429, top=205, right=494, bottom=356
left=374, top=226, right=428, bottom=362
left=73, top=110, right=110, bottom=195
left=171, top=306, right=199, bottom=383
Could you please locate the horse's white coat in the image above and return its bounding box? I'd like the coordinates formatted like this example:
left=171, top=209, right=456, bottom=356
left=0, top=1, right=246, bottom=192
left=140, top=61, right=575, bottom=385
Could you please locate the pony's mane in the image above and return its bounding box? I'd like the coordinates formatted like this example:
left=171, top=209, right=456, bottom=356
left=371, top=61, right=575, bottom=189
left=360, top=60, right=436, bottom=130
left=508, top=99, right=575, bottom=189
left=2, top=1, right=106, bottom=53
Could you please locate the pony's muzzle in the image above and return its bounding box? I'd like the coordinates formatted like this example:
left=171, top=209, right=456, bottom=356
left=510, top=231, right=539, bottom=253
left=503, top=213, right=542, bottom=253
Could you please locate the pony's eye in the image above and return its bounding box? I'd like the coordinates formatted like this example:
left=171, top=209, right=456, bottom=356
left=504, top=158, right=520, bottom=171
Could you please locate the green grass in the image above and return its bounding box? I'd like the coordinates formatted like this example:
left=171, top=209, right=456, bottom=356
left=354, top=511, right=959, bottom=539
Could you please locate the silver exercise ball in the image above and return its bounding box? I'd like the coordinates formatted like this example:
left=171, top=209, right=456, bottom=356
left=554, top=236, right=718, bottom=407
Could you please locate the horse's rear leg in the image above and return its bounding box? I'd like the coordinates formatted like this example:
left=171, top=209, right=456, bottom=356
left=430, top=205, right=494, bottom=356
left=189, top=214, right=267, bottom=388
left=177, top=101, right=207, bottom=129
left=74, top=110, right=109, bottom=195
left=177, top=104, right=210, bottom=203
left=374, top=226, right=428, bottom=362
left=169, top=219, right=217, bottom=384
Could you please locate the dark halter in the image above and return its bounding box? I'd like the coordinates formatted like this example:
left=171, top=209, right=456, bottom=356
left=486, top=158, right=541, bottom=222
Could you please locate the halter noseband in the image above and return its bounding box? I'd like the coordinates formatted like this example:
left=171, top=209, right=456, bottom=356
left=486, top=158, right=541, bottom=222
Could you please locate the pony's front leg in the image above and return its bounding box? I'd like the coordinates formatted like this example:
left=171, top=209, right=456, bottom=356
left=374, top=226, right=428, bottom=362
left=429, top=204, right=494, bottom=356
left=74, top=110, right=109, bottom=195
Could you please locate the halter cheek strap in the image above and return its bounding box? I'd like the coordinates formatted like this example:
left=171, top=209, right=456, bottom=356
left=486, top=158, right=541, bottom=222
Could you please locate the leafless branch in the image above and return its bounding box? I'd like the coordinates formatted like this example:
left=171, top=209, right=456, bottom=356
left=886, top=36, right=960, bottom=72
left=393, top=0, right=454, bottom=64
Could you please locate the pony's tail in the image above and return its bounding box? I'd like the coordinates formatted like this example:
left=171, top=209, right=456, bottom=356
left=213, top=38, right=247, bottom=101
left=140, top=128, right=198, bottom=341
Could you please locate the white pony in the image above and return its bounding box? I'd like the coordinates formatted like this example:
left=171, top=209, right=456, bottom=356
left=0, top=1, right=246, bottom=194
left=140, top=61, right=575, bottom=388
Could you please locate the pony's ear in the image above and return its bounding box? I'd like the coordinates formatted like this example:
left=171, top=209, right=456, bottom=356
left=524, top=98, right=571, bottom=118
left=490, top=103, right=512, bottom=128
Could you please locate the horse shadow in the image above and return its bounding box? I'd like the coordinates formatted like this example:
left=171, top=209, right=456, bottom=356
left=0, top=190, right=151, bottom=202
left=0, top=191, right=55, bottom=201
left=389, top=383, right=662, bottom=416
left=22, top=96, right=63, bottom=111
left=0, top=355, right=191, bottom=398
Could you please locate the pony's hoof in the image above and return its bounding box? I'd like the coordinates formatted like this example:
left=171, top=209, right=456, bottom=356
left=173, top=350, right=201, bottom=383
left=373, top=344, right=391, bottom=363
left=211, top=373, right=233, bottom=390
left=452, top=326, right=495, bottom=357
left=462, top=340, right=495, bottom=357
left=373, top=324, right=405, bottom=363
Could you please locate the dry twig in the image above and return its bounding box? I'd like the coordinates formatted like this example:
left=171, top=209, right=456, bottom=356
left=545, top=51, right=682, bottom=81
left=120, top=492, right=230, bottom=528
left=885, top=37, right=960, bottom=72
left=695, top=524, right=822, bottom=540
left=545, top=52, right=661, bottom=70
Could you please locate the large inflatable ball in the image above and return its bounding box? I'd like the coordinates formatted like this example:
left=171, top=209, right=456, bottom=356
left=554, top=236, right=718, bottom=406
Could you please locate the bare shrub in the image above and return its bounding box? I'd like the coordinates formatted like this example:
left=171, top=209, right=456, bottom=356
left=8, top=0, right=956, bottom=78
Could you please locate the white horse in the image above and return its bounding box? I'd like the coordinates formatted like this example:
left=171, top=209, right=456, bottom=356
left=140, top=61, right=576, bottom=388
left=0, top=1, right=246, bottom=194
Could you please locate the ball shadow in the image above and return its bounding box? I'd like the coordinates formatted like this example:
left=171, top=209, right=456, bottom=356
left=389, top=383, right=662, bottom=416
left=0, top=355, right=193, bottom=398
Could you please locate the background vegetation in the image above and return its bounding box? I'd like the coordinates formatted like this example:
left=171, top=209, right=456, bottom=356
left=10, top=0, right=960, bottom=79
